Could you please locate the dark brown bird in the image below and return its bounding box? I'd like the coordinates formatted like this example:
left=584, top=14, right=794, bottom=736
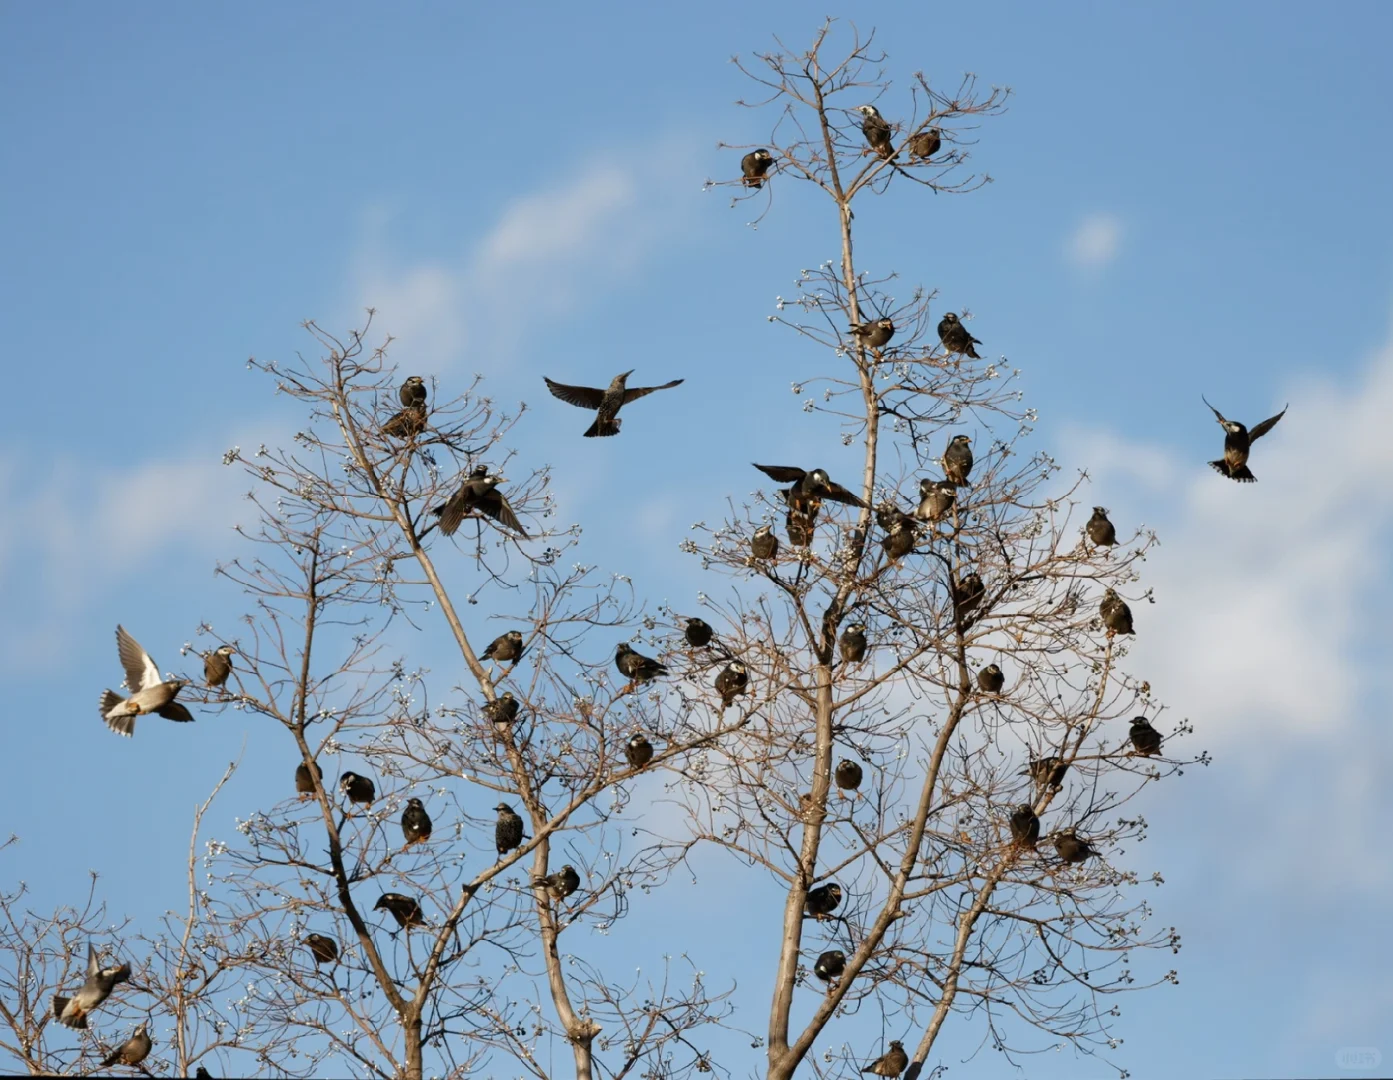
left=1086, top=507, right=1117, bottom=547
left=937, top=312, right=981, bottom=358
left=195, top=1067, right=215, bottom=1079
left=856, top=104, right=895, bottom=159
left=399, top=375, right=427, bottom=408
left=100, top=1022, right=151, bottom=1068
left=495, top=803, right=524, bottom=857
left=953, top=572, right=985, bottom=619
left=52, top=943, right=130, bottom=1029
left=1021, top=757, right=1069, bottom=790
left=862, top=1041, right=909, bottom=1077
left=616, top=643, right=666, bottom=685
left=1100, top=588, right=1134, bottom=636
left=339, top=771, right=375, bottom=811
left=754, top=464, right=866, bottom=548
left=741, top=148, right=774, bottom=188
left=483, top=630, right=525, bottom=665
left=714, top=661, right=749, bottom=709
left=375, top=893, right=426, bottom=930
left=305, top=933, right=339, bottom=965
left=814, top=949, right=846, bottom=985
left=916, top=478, right=957, bottom=524
left=849, top=317, right=895, bottom=350
left=977, top=663, right=1005, bottom=694
left=400, top=797, right=432, bottom=849
left=432, top=465, right=527, bottom=537
left=382, top=403, right=427, bottom=440
left=834, top=759, right=863, bottom=797
left=805, top=882, right=842, bottom=919
left=881, top=517, right=916, bottom=561
left=1053, top=829, right=1096, bottom=864
left=100, top=625, right=193, bottom=737
left=484, top=692, right=520, bottom=730
left=839, top=623, right=867, bottom=665
left=1009, top=805, right=1040, bottom=848
left=203, top=645, right=235, bottom=690
left=751, top=524, right=779, bottom=561
left=942, top=435, right=974, bottom=487
left=544, top=371, right=684, bottom=437
left=625, top=732, right=654, bottom=769
left=908, top=127, right=942, bottom=158
left=533, top=864, right=580, bottom=902
left=295, top=760, right=323, bottom=800
left=685, top=618, right=714, bottom=647
left=1130, top=717, right=1163, bottom=757
left=1203, top=397, right=1288, bottom=482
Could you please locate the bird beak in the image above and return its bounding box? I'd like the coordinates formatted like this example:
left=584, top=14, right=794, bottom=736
left=622, top=369, right=635, bottom=379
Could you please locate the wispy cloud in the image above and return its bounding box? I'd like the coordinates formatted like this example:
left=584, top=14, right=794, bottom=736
left=1065, top=212, right=1123, bottom=269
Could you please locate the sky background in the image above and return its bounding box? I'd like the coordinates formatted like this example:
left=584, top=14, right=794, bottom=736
left=3, top=2, right=1392, bottom=1077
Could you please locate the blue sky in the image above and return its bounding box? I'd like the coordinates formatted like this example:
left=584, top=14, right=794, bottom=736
left=2, top=2, right=1391, bottom=1077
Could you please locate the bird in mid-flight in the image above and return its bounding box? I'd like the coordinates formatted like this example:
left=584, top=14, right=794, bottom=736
left=753, top=464, right=867, bottom=546
left=432, top=465, right=527, bottom=537
left=741, top=148, right=774, bottom=188
left=52, top=943, right=130, bottom=1029
left=100, top=625, right=194, bottom=737
left=856, top=105, right=895, bottom=159
left=937, top=313, right=981, bottom=358
left=1202, top=397, right=1288, bottom=482
left=544, top=371, right=684, bottom=437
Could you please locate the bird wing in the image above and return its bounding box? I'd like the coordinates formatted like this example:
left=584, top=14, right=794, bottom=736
left=621, top=378, right=684, bottom=404
left=821, top=481, right=868, bottom=508
left=475, top=490, right=528, bottom=537
left=156, top=701, right=195, bottom=723
left=1247, top=405, right=1288, bottom=442
left=1201, top=395, right=1230, bottom=426
left=116, top=626, right=162, bottom=692
left=543, top=377, right=607, bottom=409
left=85, top=943, right=99, bottom=980
left=753, top=464, right=808, bottom=483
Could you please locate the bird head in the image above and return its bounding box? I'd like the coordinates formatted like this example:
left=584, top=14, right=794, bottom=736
left=615, top=643, right=632, bottom=658
left=876, top=318, right=893, bottom=330
left=729, top=660, right=747, bottom=674
left=339, top=772, right=358, bottom=791
left=985, top=663, right=1001, bottom=675
left=470, top=464, right=489, bottom=478
left=499, top=691, right=514, bottom=703
left=857, top=104, right=881, bottom=118
left=809, top=468, right=830, bottom=486
left=495, top=802, right=514, bottom=813
left=617, top=369, right=635, bottom=383
left=1092, top=506, right=1109, bottom=516
left=1103, top=587, right=1118, bottom=600
left=848, top=623, right=865, bottom=634
left=951, top=434, right=970, bottom=446
left=942, top=312, right=960, bottom=325
left=754, top=524, right=772, bottom=537
left=216, top=645, right=235, bottom=657
left=825, top=884, right=842, bottom=902
left=407, top=797, right=423, bottom=809
left=889, top=1041, right=903, bottom=1051
left=754, top=148, right=772, bottom=162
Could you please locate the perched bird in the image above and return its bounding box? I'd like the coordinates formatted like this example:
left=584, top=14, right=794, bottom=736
left=52, top=943, right=131, bottom=1029
left=977, top=664, right=1005, bottom=694
left=400, top=797, right=432, bottom=849
left=741, top=148, right=775, bottom=188
left=1099, top=588, right=1135, bottom=636
left=533, top=864, right=581, bottom=902
left=374, top=893, right=426, bottom=930
left=937, top=312, right=982, bottom=358
left=1130, top=717, right=1163, bottom=757
left=1053, top=829, right=1096, bottom=865
left=339, top=771, right=376, bottom=811
left=483, top=630, right=525, bottom=665
left=432, top=466, right=527, bottom=537
left=849, top=317, right=895, bottom=350
left=1086, top=507, right=1117, bottom=547
left=941, top=435, right=974, bottom=487
left=484, top=692, right=520, bottom=730
left=495, top=803, right=525, bottom=857
left=616, top=642, right=667, bottom=685
left=544, top=371, right=684, bottom=438
left=100, top=625, right=194, bottom=737
left=305, top=933, right=339, bottom=965
left=1021, top=757, right=1069, bottom=789
left=195, top=1068, right=215, bottom=1079
left=382, top=403, right=427, bottom=440
left=908, top=127, right=942, bottom=158
left=881, top=518, right=916, bottom=561
left=625, top=732, right=654, bottom=769
left=1009, top=805, right=1040, bottom=848
left=751, top=524, right=779, bottom=561
left=398, top=375, right=427, bottom=408
left=805, top=882, right=843, bottom=919
left=295, top=760, right=323, bottom=800
left=714, top=661, right=749, bottom=709
left=100, top=1022, right=152, bottom=1069
left=953, top=572, right=985, bottom=619
left=1203, top=397, right=1288, bottom=482
left=862, top=1041, right=909, bottom=1077
left=203, top=645, right=235, bottom=690
left=876, top=502, right=913, bottom=532
left=814, top=949, right=847, bottom=985
left=685, top=618, right=714, bottom=648
left=856, top=104, right=895, bottom=159
left=839, top=624, right=868, bottom=665
left=834, top=759, right=864, bottom=796
left=916, top=478, right=957, bottom=524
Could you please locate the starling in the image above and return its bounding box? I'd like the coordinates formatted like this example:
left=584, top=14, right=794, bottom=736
left=908, top=127, right=942, bottom=158
left=875, top=502, right=912, bottom=532
left=544, top=371, right=684, bottom=438
left=483, top=630, right=525, bottom=664
left=751, top=524, right=779, bottom=561
left=195, top=1068, right=215, bottom=1079
left=786, top=505, right=818, bottom=547
left=382, top=403, right=427, bottom=440
left=942, top=435, right=974, bottom=487
left=881, top=518, right=916, bottom=561
left=834, top=758, right=863, bottom=796
left=754, top=464, right=867, bottom=510
left=953, top=572, right=985, bottom=619
left=52, top=943, right=131, bottom=1029
left=616, top=642, right=667, bottom=684
left=1086, top=507, right=1117, bottom=547
left=1129, top=717, right=1163, bottom=757
left=100, top=1022, right=152, bottom=1068
left=1020, top=756, right=1069, bottom=789
left=849, top=317, right=895, bottom=350
left=805, top=882, right=842, bottom=919
left=494, top=803, right=524, bottom=857
left=1099, top=588, right=1134, bottom=636
left=1203, top=397, right=1288, bottom=482
left=741, top=148, right=774, bottom=188
left=814, top=949, right=847, bottom=984
left=714, top=661, right=749, bottom=709
left=1009, top=805, right=1040, bottom=848
left=374, top=892, right=426, bottom=930
left=916, top=478, right=957, bottom=524
left=685, top=618, right=714, bottom=648
left=862, top=1041, right=909, bottom=1077
left=305, top=933, right=339, bottom=965
left=977, top=663, right=1005, bottom=694
left=432, top=466, right=528, bottom=537
left=533, top=864, right=581, bottom=902
left=484, top=692, right=520, bottom=730
left=856, top=104, right=895, bottom=159
left=340, top=771, right=376, bottom=810
left=295, top=760, right=323, bottom=800
left=100, top=625, right=194, bottom=737
left=1053, top=829, right=1096, bottom=865
left=398, top=375, right=427, bottom=408
left=625, top=732, right=655, bottom=769
left=937, top=312, right=981, bottom=358
left=203, top=645, right=235, bottom=690
left=401, top=797, right=432, bottom=849
left=839, top=623, right=867, bottom=665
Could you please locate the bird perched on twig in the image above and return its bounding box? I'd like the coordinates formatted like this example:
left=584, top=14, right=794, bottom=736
left=295, top=760, right=323, bottom=800
left=861, top=1041, right=909, bottom=1077
left=400, top=797, right=432, bottom=850
left=533, top=864, right=580, bottom=902
left=615, top=643, right=667, bottom=687
left=881, top=516, right=916, bottom=561
left=814, top=949, right=846, bottom=986
left=203, top=645, right=235, bottom=691
left=100, top=625, right=194, bottom=737
left=1202, top=397, right=1288, bottom=482
left=495, top=803, right=524, bottom=858
left=544, top=371, right=684, bottom=437
left=100, top=1022, right=152, bottom=1069
left=374, top=893, right=426, bottom=930
left=1009, top=806, right=1040, bottom=848
left=840, top=624, right=867, bottom=665
left=1021, top=757, right=1069, bottom=790
left=754, top=464, right=866, bottom=547
left=805, top=882, right=843, bottom=920
left=195, top=1066, right=215, bottom=1078
left=1130, top=717, right=1163, bottom=757
left=339, top=772, right=375, bottom=811
left=952, top=572, right=985, bottom=620
left=398, top=375, right=427, bottom=408
left=1099, top=588, right=1134, bottom=637
left=305, top=933, right=339, bottom=965
left=849, top=317, right=895, bottom=350
left=751, top=524, right=779, bottom=561
left=432, top=465, right=527, bottom=537
left=916, top=478, right=957, bottom=524
left=625, top=732, right=654, bottom=769
left=483, top=630, right=525, bottom=665
left=856, top=105, right=895, bottom=159
left=52, top=943, right=130, bottom=1029
left=484, top=692, right=520, bottom=731
left=908, top=127, right=942, bottom=159
left=382, top=403, right=427, bottom=440
left=684, top=618, right=714, bottom=648
left=1086, top=507, right=1117, bottom=547
left=977, top=664, right=1005, bottom=694
left=941, top=435, right=974, bottom=487
left=1053, top=829, right=1096, bottom=865
left=715, top=661, right=749, bottom=709
left=741, top=148, right=774, bottom=188
left=937, top=312, right=982, bottom=358
left=835, top=759, right=863, bottom=797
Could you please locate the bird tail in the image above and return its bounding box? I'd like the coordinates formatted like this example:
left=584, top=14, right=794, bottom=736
left=966, top=344, right=980, bottom=359
left=1210, top=460, right=1256, bottom=482
left=52, top=996, right=85, bottom=1029
left=100, top=691, right=136, bottom=737
left=583, top=417, right=621, bottom=437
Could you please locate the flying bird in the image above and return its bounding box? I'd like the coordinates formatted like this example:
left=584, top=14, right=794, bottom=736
left=977, top=664, right=1005, bottom=694
left=937, top=312, right=981, bottom=358
left=941, top=435, right=974, bottom=486
left=1009, top=805, right=1040, bottom=848
left=483, top=630, right=525, bottom=665
left=374, top=893, right=426, bottom=930
left=305, top=933, right=339, bottom=965
left=1129, top=717, right=1163, bottom=757
left=544, top=371, right=683, bottom=437
left=1099, top=588, right=1134, bottom=636
left=805, top=882, right=843, bottom=919
left=533, top=864, right=581, bottom=902
left=1053, top=829, right=1096, bottom=865
left=741, top=148, right=774, bottom=188
left=1203, top=397, right=1288, bottom=482
left=400, top=797, right=432, bottom=849
left=814, top=949, right=847, bottom=985
left=856, top=104, right=895, bottom=159
left=862, top=1041, right=909, bottom=1077
left=484, top=692, right=520, bottom=730
left=715, top=661, right=749, bottom=709
left=615, top=642, right=667, bottom=686
left=751, top=525, right=779, bottom=561
left=495, top=803, right=524, bottom=857
left=382, top=403, right=427, bottom=440
left=849, top=317, right=895, bottom=350
left=1086, top=507, right=1117, bottom=547
left=100, top=625, right=194, bottom=737
left=100, top=1022, right=152, bottom=1069
left=295, top=760, right=323, bottom=800
left=339, top=771, right=376, bottom=811
left=52, top=943, right=130, bottom=1029
left=1021, top=756, right=1069, bottom=790
left=203, top=645, right=235, bottom=690
left=398, top=375, right=427, bottom=408
left=835, top=759, right=864, bottom=797
left=432, top=466, right=527, bottom=537
left=625, top=732, right=654, bottom=769
left=908, top=127, right=942, bottom=158
left=839, top=624, right=867, bottom=665
left=684, top=618, right=714, bottom=648
left=754, top=464, right=866, bottom=546
left=916, top=478, right=957, bottom=524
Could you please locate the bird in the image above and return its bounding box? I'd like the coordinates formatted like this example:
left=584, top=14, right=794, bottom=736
left=1021, top=757, right=1069, bottom=789
left=908, top=127, right=942, bottom=158
left=382, top=403, right=427, bottom=440
left=52, top=943, right=130, bottom=1029
left=339, top=771, right=376, bottom=811
left=953, top=572, right=985, bottom=619
left=881, top=517, right=916, bottom=561
left=839, top=624, right=867, bottom=665
left=977, top=664, right=1005, bottom=694
left=374, top=893, right=426, bottom=930
left=625, top=732, right=654, bottom=769
left=100, top=1022, right=152, bottom=1068
left=684, top=618, right=714, bottom=648
left=937, top=312, right=981, bottom=358
left=1086, top=507, right=1117, bottom=547
left=483, top=630, right=525, bottom=665
left=849, top=317, right=895, bottom=350
left=834, top=759, right=863, bottom=797
left=1130, top=717, right=1163, bottom=757
left=1099, top=588, right=1134, bottom=636
left=805, top=882, right=842, bottom=919
left=484, top=692, right=520, bottom=730
left=941, top=435, right=974, bottom=487
left=295, top=760, right=323, bottom=800
left=195, top=1067, right=215, bottom=1079
left=751, top=524, right=779, bottom=561
left=203, top=645, right=235, bottom=690
left=432, top=466, right=527, bottom=537
left=753, top=464, right=866, bottom=546
left=741, top=148, right=775, bottom=188
left=398, top=375, right=427, bottom=408
left=714, top=661, right=749, bottom=709
left=305, top=933, right=339, bottom=965
left=857, top=104, right=895, bottom=159
left=1203, top=397, right=1288, bottom=482
left=544, top=371, right=684, bottom=437
left=862, top=1041, right=909, bottom=1077
left=100, top=625, right=194, bottom=737
left=916, top=478, right=957, bottom=524
left=1009, top=805, right=1040, bottom=848
left=400, top=797, right=432, bottom=849
left=616, top=642, right=667, bottom=686
left=814, top=949, right=846, bottom=986
left=1053, top=829, right=1096, bottom=864
left=495, top=803, right=524, bottom=857
left=533, top=864, right=580, bottom=902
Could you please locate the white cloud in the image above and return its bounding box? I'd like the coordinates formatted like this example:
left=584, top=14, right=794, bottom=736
left=1065, top=212, right=1123, bottom=269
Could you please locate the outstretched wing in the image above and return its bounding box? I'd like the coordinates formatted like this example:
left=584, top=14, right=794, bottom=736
left=115, top=626, right=161, bottom=693
left=475, top=490, right=529, bottom=537
left=1201, top=395, right=1230, bottom=426
left=156, top=701, right=195, bottom=723
left=543, top=378, right=606, bottom=410
left=621, top=378, right=684, bottom=404
left=85, top=942, right=99, bottom=980
left=431, top=488, right=469, bottom=536
left=753, top=464, right=808, bottom=484
left=821, top=481, right=868, bottom=508
left=1248, top=405, right=1288, bottom=443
